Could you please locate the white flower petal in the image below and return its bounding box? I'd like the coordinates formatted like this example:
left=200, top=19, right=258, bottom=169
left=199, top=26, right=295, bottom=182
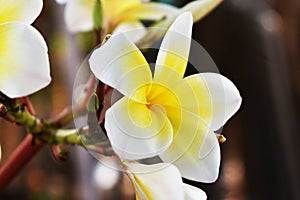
left=113, top=21, right=146, bottom=43
left=160, top=109, right=220, bottom=183
left=0, top=22, right=51, bottom=98
left=167, top=72, right=242, bottom=131
left=180, top=0, right=222, bottom=23
left=64, top=0, right=94, bottom=32
left=137, top=0, right=221, bottom=47
left=0, top=0, right=43, bottom=24
left=56, top=0, right=68, bottom=4
left=126, top=162, right=185, bottom=200
left=89, top=33, right=152, bottom=103
left=183, top=183, right=207, bottom=200
left=105, top=97, right=173, bottom=160
left=121, top=2, right=178, bottom=21
left=154, top=12, right=193, bottom=87
left=194, top=73, right=242, bottom=130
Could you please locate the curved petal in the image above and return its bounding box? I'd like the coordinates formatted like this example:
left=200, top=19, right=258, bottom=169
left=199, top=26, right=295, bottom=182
left=0, top=0, right=43, bottom=24
left=183, top=183, right=207, bottom=200
left=89, top=33, right=152, bottom=103
left=105, top=97, right=173, bottom=160
left=56, top=0, right=67, bottom=4
left=113, top=21, right=147, bottom=43
left=0, top=22, right=51, bottom=98
left=137, top=0, right=222, bottom=47
left=102, top=0, right=140, bottom=21
left=126, top=162, right=184, bottom=200
left=64, top=0, right=94, bottom=32
left=180, top=0, right=222, bottom=23
left=162, top=72, right=241, bottom=131
left=120, top=2, right=178, bottom=21
left=186, top=73, right=242, bottom=130
left=160, top=109, right=220, bottom=183
left=154, top=12, right=193, bottom=87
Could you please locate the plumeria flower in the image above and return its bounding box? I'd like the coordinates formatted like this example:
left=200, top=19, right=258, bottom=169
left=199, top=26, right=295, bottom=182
left=0, top=0, right=51, bottom=98
left=89, top=12, right=242, bottom=183
left=125, top=161, right=207, bottom=200
left=57, top=0, right=221, bottom=42
left=58, top=0, right=177, bottom=34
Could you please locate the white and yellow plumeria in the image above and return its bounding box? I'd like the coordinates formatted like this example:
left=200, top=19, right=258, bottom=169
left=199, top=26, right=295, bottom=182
left=0, top=0, right=51, bottom=98
left=126, top=161, right=207, bottom=200
left=89, top=12, right=241, bottom=183
left=58, top=0, right=177, bottom=34
left=57, top=0, right=222, bottom=41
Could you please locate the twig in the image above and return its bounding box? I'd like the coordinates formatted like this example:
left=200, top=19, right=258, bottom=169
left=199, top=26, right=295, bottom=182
left=49, top=75, right=96, bottom=128
left=0, top=134, right=43, bottom=190
left=21, top=96, right=36, bottom=115
left=0, top=97, right=45, bottom=190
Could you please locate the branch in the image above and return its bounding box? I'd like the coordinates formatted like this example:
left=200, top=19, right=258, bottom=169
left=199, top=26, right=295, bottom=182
left=0, top=134, right=43, bottom=190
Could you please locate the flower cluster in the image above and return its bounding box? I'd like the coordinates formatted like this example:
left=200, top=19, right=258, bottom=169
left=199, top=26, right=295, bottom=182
left=0, top=0, right=242, bottom=199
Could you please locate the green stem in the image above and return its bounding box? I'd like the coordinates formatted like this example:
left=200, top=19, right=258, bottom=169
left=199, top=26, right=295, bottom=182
left=53, top=129, right=83, bottom=146
left=10, top=107, right=43, bottom=134
left=3, top=100, right=83, bottom=146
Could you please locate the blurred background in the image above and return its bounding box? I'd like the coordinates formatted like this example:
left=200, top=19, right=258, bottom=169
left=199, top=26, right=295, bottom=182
left=0, top=0, right=299, bottom=199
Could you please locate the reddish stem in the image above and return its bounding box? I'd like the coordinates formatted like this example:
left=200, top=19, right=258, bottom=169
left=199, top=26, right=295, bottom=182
left=0, top=134, right=43, bottom=190
left=49, top=76, right=96, bottom=128
left=79, top=75, right=96, bottom=110
left=95, top=29, right=101, bottom=46
left=21, top=96, right=36, bottom=115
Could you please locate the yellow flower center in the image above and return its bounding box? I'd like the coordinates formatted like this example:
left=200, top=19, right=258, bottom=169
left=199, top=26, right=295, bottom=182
left=128, top=82, right=181, bottom=132
left=146, top=83, right=180, bottom=110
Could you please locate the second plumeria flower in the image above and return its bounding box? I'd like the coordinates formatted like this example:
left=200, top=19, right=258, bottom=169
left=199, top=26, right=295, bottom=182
left=58, top=0, right=222, bottom=43
left=0, top=0, right=51, bottom=98
left=89, top=12, right=242, bottom=183
left=59, top=0, right=177, bottom=33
